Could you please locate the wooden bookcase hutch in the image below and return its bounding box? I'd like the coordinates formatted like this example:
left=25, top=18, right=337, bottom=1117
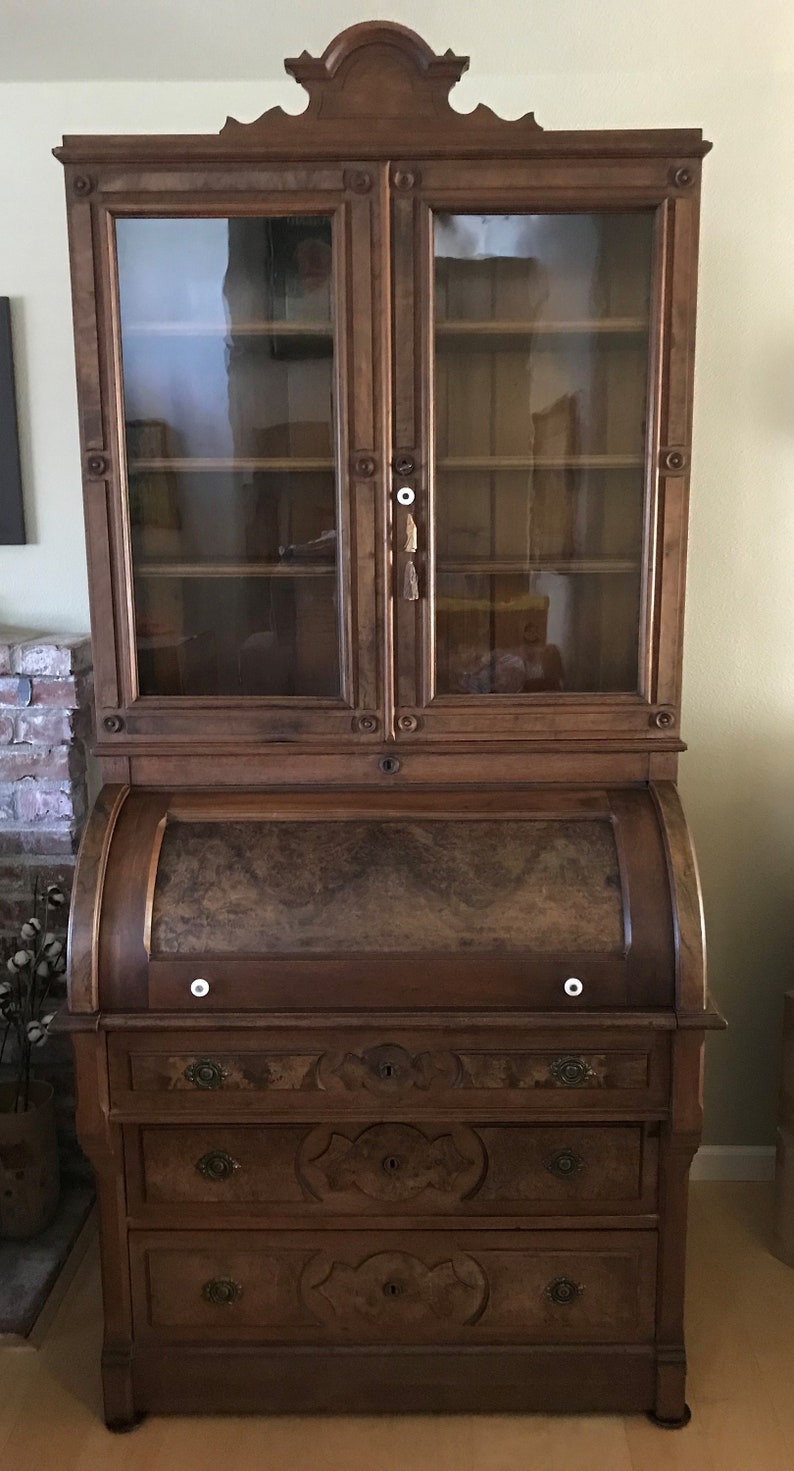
left=56, top=22, right=721, bottom=1427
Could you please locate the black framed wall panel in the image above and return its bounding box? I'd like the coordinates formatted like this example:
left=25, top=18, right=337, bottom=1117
left=0, top=297, right=25, bottom=545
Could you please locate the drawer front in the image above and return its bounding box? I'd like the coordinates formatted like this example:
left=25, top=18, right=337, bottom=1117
left=127, top=1122, right=656, bottom=1217
left=109, top=1029, right=669, bottom=1117
left=130, top=1229, right=657, bottom=1345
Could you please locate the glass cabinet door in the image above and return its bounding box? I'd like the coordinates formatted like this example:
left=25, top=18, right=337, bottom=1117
left=434, top=211, right=652, bottom=696
left=113, top=201, right=378, bottom=736
left=392, top=188, right=660, bottom=738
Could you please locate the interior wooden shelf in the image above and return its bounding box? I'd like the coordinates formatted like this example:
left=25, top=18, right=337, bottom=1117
left=435, top=317, right=648, bottom=337
left=438, top=455, right=644, bottom=471
left=135, top=561, right=337, bottom=579
left=128, top=458, right=336, bottom=473
left=123, top=320, right=333, bottom=337
left=437, top=558, right=639, bottom=575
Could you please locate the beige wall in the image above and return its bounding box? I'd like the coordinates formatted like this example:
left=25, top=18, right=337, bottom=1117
left=0, top=1, right=792, bottom=1143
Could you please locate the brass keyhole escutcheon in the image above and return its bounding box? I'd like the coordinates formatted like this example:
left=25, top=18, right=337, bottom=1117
left=548, top=1056, right=593, bottom=1089
left=378, top=1061, right=396, bottom=1080
left=383, top=1279, right=403, bottom=1298
left=196, top=1150, right=240, bottom=1182
left=202, top=1278, right=242, bottom=1306
left=545, top=1276, right=583, bottom=1307
left=545, top=1149, right=584, bottom=1179
left=382, top=1154, right=402, bottom=1174
left=184, top=1058, right=228, bottom=1090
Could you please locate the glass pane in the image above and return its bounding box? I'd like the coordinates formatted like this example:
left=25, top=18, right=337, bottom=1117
left=433, top=212, right=653, bottom=695
left=116, top=215, right=341, bottom=697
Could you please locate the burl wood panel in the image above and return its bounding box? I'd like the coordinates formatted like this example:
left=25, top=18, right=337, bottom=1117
left=131, top=1229, right=657, bottom=1344
left=150, top=817, right=624, bottom=955
left=130, top=1122, right=650, bottom=1214
left=125, top=1042, right=651, bottom=1097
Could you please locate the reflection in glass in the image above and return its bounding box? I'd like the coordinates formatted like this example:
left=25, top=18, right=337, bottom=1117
left=116, top=216, right=341, bottom=697
left=433, top=212, right=653, bottom=695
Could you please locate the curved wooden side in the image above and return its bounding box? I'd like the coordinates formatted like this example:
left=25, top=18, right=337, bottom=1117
left=97, top=790, right=173, bottom=1012
left=651, top=782, right=707, bottom=1015
left=66, top=784, right=130, bottom=1013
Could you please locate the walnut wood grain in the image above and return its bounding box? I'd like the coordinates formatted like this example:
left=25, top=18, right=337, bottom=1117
left=130, top=1228, right=657, bottom=1345
left=107, top=1027, right=670, bottom=1120
left=66, top=784, right=129, bottom=1012
left=55, top=21, right=709, bottom=765
left=91, top=785, right=677, bottom=1013
left=56, top=19, right=714, bottom=1428
left=126, top=1121, right=655, bottom=1218
left=150, top=816, right=624, bottom=955
left=55, top=23, right=708, bottom=165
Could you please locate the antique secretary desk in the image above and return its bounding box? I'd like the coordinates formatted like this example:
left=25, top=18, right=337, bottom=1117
left=56, top=22, right=721, bottom=1429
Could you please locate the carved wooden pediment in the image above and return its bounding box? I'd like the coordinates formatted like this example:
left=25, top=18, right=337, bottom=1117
left=220, top=20, right=542, bottom=144
left=55, top=21, right=708, bottom=169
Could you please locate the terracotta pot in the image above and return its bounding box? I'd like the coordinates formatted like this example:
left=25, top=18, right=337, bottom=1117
left=0, top=1080, right=60, bottom=1240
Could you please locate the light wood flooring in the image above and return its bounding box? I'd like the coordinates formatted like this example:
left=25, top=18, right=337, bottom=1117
left=1, top=1182, right=793, bottom=1471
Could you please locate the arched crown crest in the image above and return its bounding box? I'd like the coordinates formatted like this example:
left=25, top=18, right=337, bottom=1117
left=221, top=21, right=542, bottom=140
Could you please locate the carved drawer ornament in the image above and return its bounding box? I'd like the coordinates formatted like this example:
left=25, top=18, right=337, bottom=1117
left=324, top=1043, right=461, bottom=1095
left=301, top=1250, right=489, bottom=1328
left=298, top=1122, right=485, bottom=1202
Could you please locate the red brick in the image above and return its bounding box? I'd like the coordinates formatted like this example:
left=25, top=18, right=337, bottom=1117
left=0, top=745, right=86, bottom=781
left=14, top=708, right=88, bottom=744
left=14, top=779, right=86, bottom=825
left=13, top=635, right=92, bottom=678
left=0, top=628, right=42, bottom=676
left=0, top=673, right=91, bottom=710
left=0, top=824, right=82, bottom=856
left=0, top=677, right=27, bottom=708
left=42, top=673, right=92, bottom=710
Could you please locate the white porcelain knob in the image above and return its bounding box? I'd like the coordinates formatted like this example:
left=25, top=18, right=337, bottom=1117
left=190, top=978, right=210, bottom=998
left=396, top=486, right=415, bottom=506
left=564, top=977, right=583, bottom=997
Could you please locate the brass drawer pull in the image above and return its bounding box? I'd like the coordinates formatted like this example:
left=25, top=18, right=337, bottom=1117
left=184, top=1058, right=228, bottom=1090
left=545, top=1276, right=583, bottom=1307
left=545, top=1148, right=584, bottom=1179
left=548, top=1056, right=595, bottom=1088
left=196, top=1150, right=240, bottom=1182
left=202, top=1278, right=242, bottom=1306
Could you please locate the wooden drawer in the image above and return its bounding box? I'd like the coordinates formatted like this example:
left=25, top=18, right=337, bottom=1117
left=109, top=1027, right=670, bottom=1118
left=126, top=1122, right=657, bottom=1219
left=130, top=1229, right=657, bottom=1345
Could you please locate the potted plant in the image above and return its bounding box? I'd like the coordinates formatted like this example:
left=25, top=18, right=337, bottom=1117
left=0, top=882, right=67, bottom=1239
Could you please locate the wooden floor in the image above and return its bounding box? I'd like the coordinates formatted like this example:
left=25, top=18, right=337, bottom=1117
left=1, top=1182, right=793, bottom=1470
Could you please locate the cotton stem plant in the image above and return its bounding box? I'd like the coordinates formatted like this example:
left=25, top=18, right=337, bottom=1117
left=0, top=883, right=67, bottom=1113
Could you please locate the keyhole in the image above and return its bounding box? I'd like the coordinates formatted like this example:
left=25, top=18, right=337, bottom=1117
left=383, top=1280, right=402, bottom=1297
left=379, top=1062, right=395, bottom=1079
left=383, top=1155, right=401, bottom=1174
